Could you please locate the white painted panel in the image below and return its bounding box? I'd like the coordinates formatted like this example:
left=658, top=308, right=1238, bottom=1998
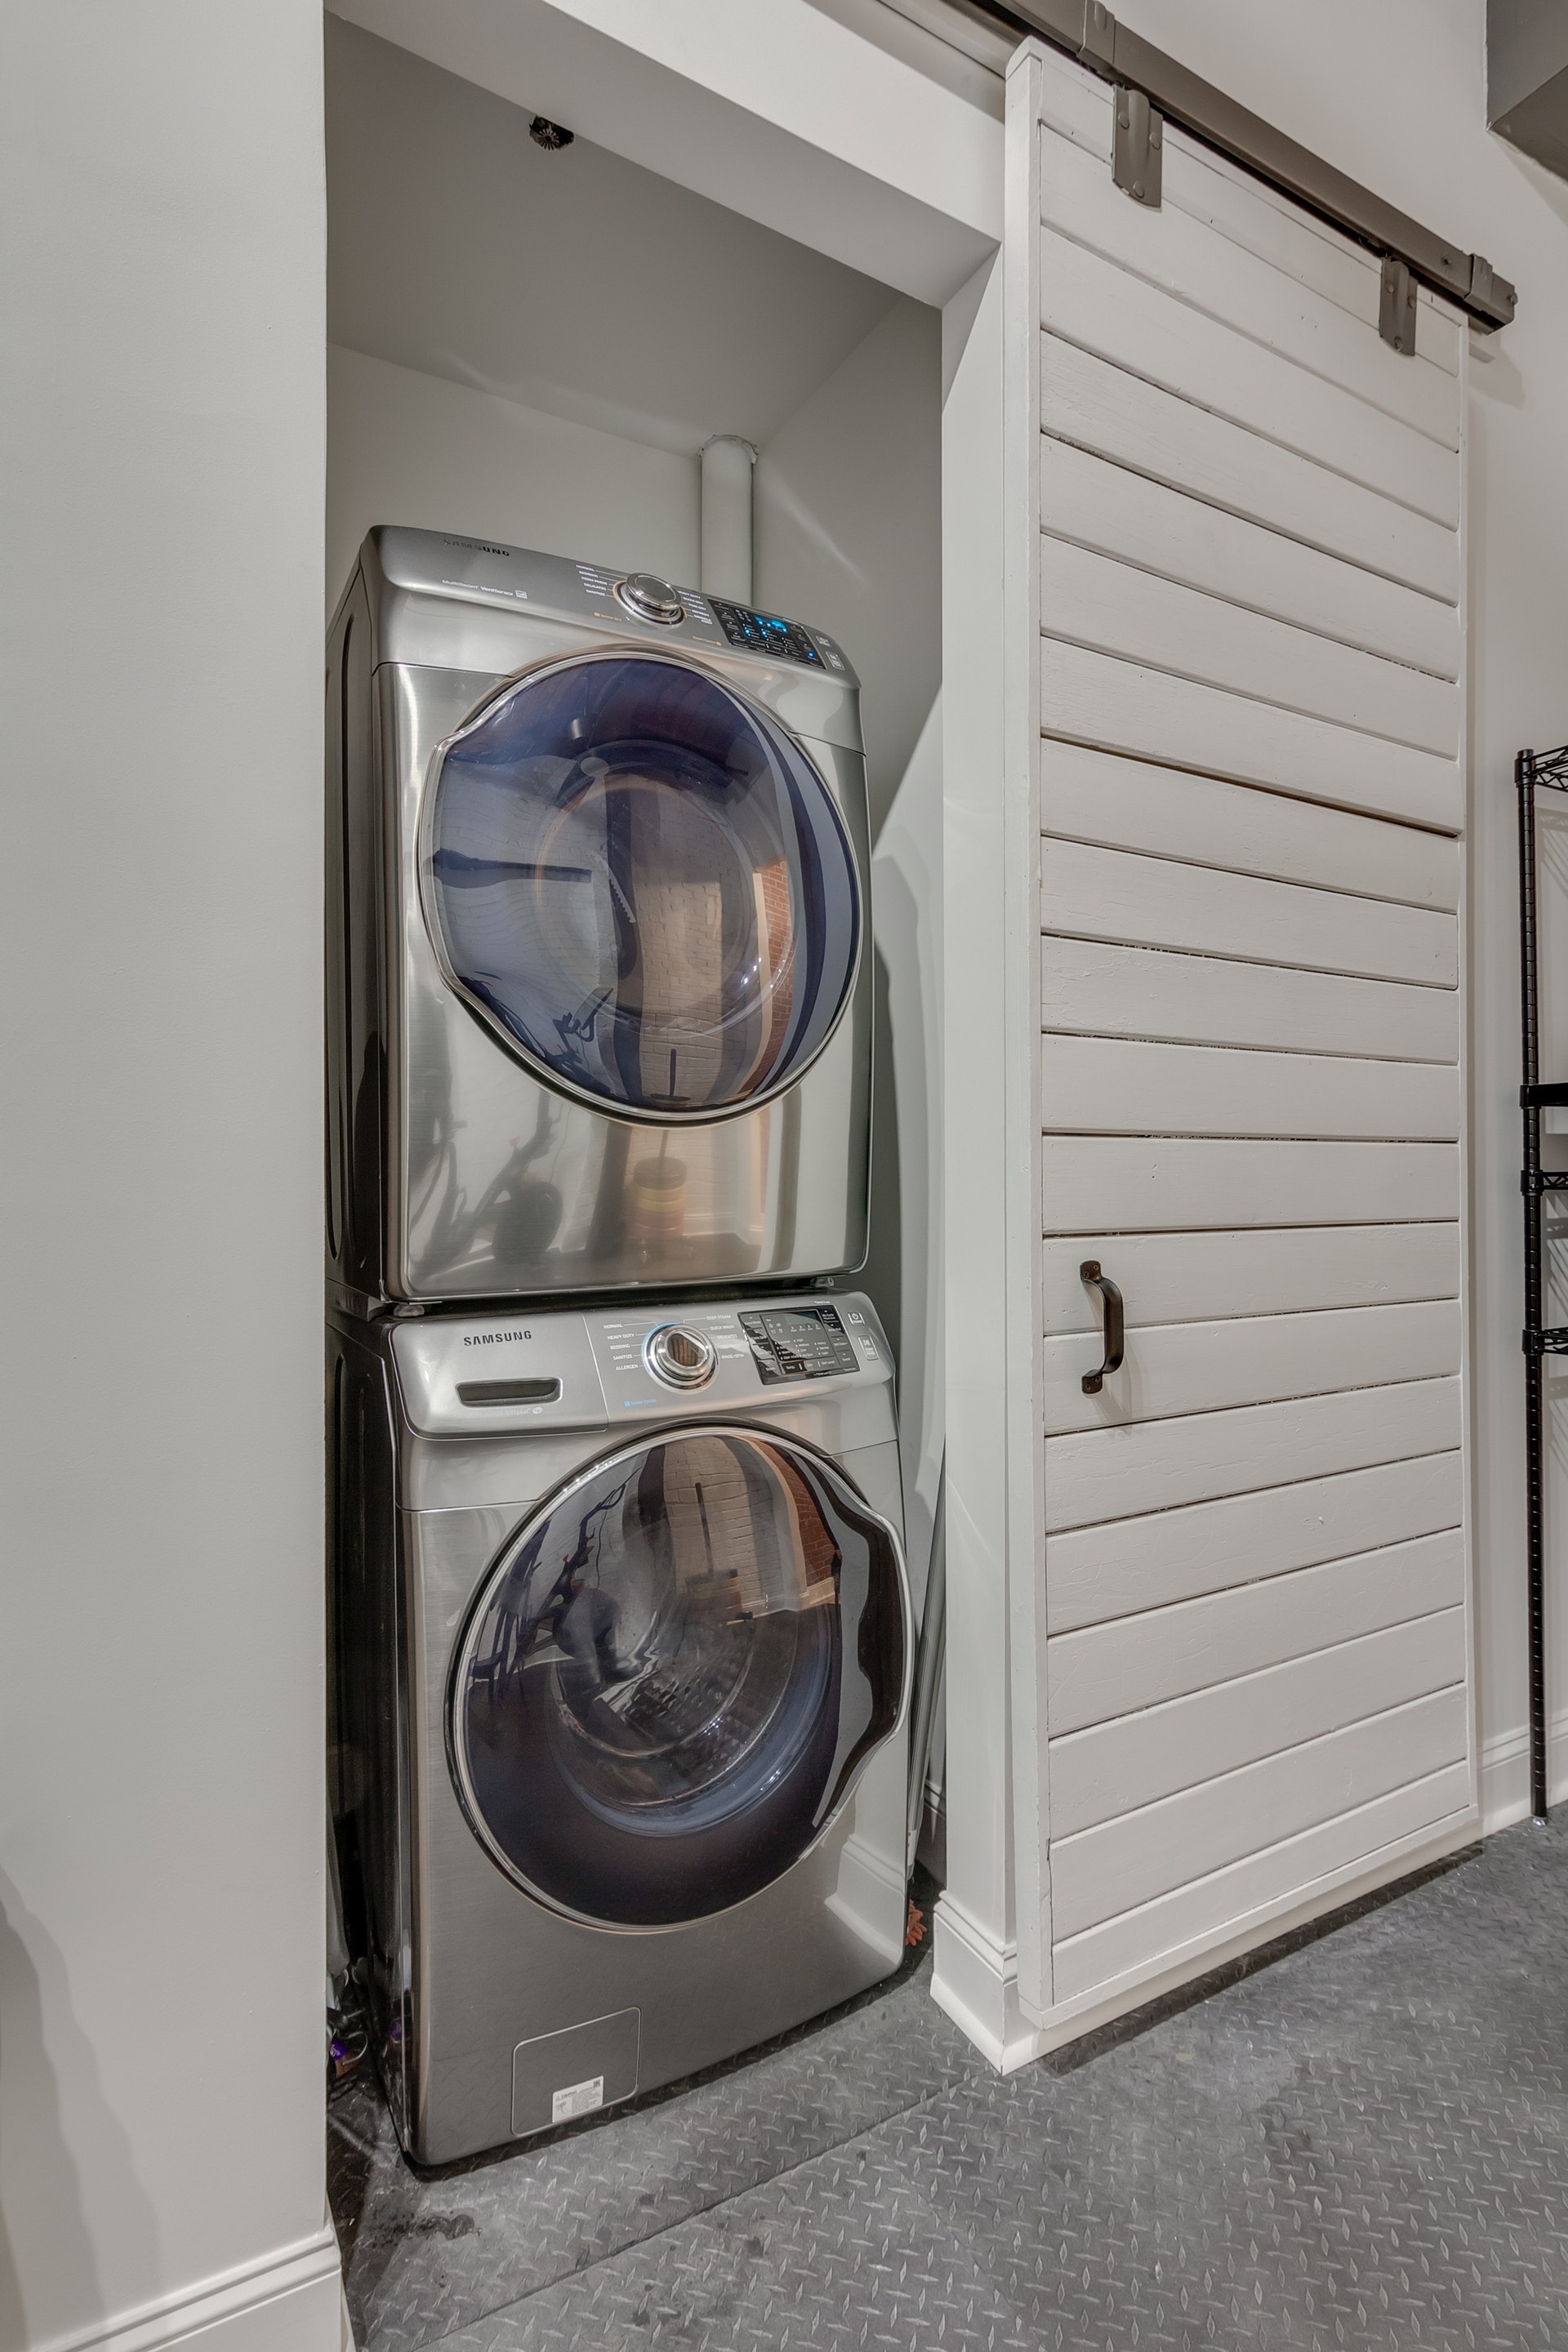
left=1040, top=123, right=1459, bottom=448
left=1042, top=337, right=1459, bottom=601
left=1050, top=1686, right=1468, bottom=1937
left=1050, top=1608, right=1468, bottom=1835
left=1041, top=938, right=1459, bottom=1062
left=1042, top=1225, right=1461, bottom=1335
left=1041, top=740, right=1459, bottom=910
left=1049, top=1506, right=1465, bottom=1718
left=1042, top=639, right=1462, bottom=831
left=1041, top=1034, right=1459, bottom=1142
left=1040, top=840, right=1456, bottom=984
left=1042, top=1298, right=1461, bottom=1437
left=1033, top=63, right=1463, bottom=376
left=1049, top=1479, right=1462, bottom=1637
left=1040, top=439, right=1458, bottom=677
left=1044, top=1136, right=1459, bottom=1235
left=1045, top=1377, right=1461, bottom=1532
left=1040, top=540, right=1459, bottom=756
left=1050, top=1763, right=1472, bottom=2001
left=1009, top=42, right=1472, bottom=2041
left=1039, top=229, right=1459, bottom=527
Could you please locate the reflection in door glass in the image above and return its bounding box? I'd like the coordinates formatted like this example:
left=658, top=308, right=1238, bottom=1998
left=452, top=1431, right=904, bottom=1924
left=425, top=657, right=860, bottom=1118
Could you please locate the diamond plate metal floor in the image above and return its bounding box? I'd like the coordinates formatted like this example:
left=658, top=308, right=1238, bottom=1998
left=332, top=1817, right=1568, bottom=2350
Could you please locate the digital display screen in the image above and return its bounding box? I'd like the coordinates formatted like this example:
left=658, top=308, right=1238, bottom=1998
left=712, top=599, right=822, bottom=666
left=740, top=1306, right=859, bottom=1384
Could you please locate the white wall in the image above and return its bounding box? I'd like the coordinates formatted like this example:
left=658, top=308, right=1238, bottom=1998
left=327, top=346, right=699, bottom=612
left=0, top=7, right=337, bottom=2352
left=326, top=16, right=898, bottom=457
left=755, top=296, right=943, bottom=837
left=753, top=296, right=944, bottom=1580
left=1103, top=0, right=1568, bottom=1830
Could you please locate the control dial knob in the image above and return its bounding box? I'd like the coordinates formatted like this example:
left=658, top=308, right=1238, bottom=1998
left=615, top=572, right=685, bottom=626
left=644, top=1325, right=717, bottom=1389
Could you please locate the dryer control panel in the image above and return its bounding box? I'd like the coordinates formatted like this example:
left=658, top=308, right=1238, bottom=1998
left=368, top=525, right=858, bottom=685
left=711, top=599, right=832, bottom=669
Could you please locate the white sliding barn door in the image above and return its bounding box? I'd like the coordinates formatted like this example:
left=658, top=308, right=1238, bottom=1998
left=1004, top=42, right=1473, bottom=2038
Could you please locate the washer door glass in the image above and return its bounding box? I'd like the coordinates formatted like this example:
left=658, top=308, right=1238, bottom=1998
left=450, top=1429, right=906, bottom=1927
left=423, top=654, right=861, bottom=1120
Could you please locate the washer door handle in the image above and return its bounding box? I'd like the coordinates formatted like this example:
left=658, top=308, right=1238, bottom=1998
left=1080, top=1260, right=1125, bottom=1395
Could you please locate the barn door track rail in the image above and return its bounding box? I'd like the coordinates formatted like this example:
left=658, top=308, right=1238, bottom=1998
left=1517, top=743, right=1568, bottom=1826
left=979, top=0, right=1517, bottom=337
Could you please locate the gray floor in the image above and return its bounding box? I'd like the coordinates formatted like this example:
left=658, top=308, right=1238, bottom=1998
left=331, top=1818, right=1568, bottom=2350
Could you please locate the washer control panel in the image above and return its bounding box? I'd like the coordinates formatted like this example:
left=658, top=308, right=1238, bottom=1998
left=386, top=1290, right=889, bottom=1433
left=644, top=1323, right=718, bottom=1388
left=739, top=1305, right=860, bottom=1385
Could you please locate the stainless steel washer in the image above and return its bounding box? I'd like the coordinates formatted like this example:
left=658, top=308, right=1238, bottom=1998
left=326, top=527, right=873, bottom=1307
left=328, top=1287, right=911, bottom=2165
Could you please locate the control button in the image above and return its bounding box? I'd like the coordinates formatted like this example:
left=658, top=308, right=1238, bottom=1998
left=644, top=1324, right=717, bottom=1388
left=615, top=573, right=685, bottom=626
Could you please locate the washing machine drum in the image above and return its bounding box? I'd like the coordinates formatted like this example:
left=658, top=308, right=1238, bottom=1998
left=423, top=653, right=862, bottom=1121
left=450, top=1428, right=907, bottom=1927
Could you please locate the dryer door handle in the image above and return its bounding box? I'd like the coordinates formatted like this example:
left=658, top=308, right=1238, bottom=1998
left=1080, top=1260, right=1125, bottom=1395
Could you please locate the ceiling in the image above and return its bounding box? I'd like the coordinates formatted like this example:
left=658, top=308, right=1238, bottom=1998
left=326, top=16, right=903, bottom=455
left=1489, top=0, right=1568, bottom=183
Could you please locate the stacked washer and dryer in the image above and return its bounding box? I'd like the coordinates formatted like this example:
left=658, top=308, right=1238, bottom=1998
left=326, top=527, right=912, bottom=2164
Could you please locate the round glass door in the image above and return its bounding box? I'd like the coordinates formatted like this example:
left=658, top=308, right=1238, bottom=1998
left=449, top=1428, right=907, bottom=1927
left=421, top=654, right=861, bottom=1121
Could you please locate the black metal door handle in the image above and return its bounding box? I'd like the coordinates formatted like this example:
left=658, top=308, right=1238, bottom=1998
left=1080, top=1260, right=1124, bottom=1394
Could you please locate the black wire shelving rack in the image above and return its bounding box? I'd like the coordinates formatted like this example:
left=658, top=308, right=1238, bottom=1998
left=1517, top=742, right=1568, bottom=1823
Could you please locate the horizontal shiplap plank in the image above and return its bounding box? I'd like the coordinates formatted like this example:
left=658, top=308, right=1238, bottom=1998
left=1049, top=1504, right=1465, bottom=1713
left=1040, top=122, right=1459, bottom=449
left=1041, top=1298, right=1461, bottom=1436
left=1048, top=1458, right=1467, bottom=1627
left=1041, top=1034, right=1459, bottom=1141
left=1050, top=1607, right=1467, bottom=1835
left=1042, top=639, right=1462, bottom=831
left=1041, top=938, right=1460, bottom=1062
left=1040, top=439, right=1459, bottom=678
left=1040, top=229, right=1459, bottom=527
left=1044, top=1136, right=1459, bottom=1232
left=1041, top=740, right=1460, bottom=910
left=1040, top=841, right=1456, bottom=985
left=1042, top=1225, right=1461, bottom=1336
left=1045, top=1376, right=1461, bottom=1532
left=1035, top=64, right=1462, bottom=376
left=1049, top=1685, right=1468, bottom=1938
left=1039, top=843, right=1457, bottom=987
left=1050, top=1761, right=1472, bottom=2001
left=1040, top=540, right=1459, bottom=756
left=1043, top=337, right=1459, bottom=602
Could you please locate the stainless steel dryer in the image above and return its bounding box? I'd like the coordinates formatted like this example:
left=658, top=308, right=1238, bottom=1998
left=327, top=527, right=872, bottom=1307
left=328, top=1289, right=910, bottom=2165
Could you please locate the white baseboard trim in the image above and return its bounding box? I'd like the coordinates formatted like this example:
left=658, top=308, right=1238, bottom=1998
left=1481, top=1711, right=1568, bottom=1832
left=930, top=1894, right=1047, bottom=2073
left=1025, top=1808, right=1478, bottom=2055
left=934, top=1807, right=1481, bottom=2074
left=34, top=2226, right=342, bottom=2352
left=827, top=1831, right=907, bottom=1965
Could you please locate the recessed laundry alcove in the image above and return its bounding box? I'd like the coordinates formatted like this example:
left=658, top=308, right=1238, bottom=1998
left=323, top=3, right=950, bottom=1798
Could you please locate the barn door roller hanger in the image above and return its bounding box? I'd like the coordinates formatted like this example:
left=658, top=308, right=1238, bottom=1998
left=989, top=0, right=1517, bottom=340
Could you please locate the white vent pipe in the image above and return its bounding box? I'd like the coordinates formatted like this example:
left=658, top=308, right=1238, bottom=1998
left=699, top=435, right=757, bottom=604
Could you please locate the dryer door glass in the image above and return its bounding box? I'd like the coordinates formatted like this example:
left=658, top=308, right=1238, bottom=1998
left=423, top=654, right=861, bottom=1120
left=450, top=1429, right=906, bottom=1927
